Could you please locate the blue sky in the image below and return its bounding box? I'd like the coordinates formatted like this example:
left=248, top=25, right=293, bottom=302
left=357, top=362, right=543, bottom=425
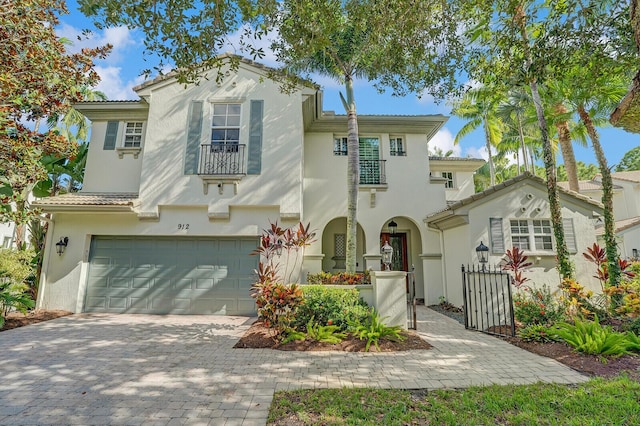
left=59, top=1, right=639, bottom=168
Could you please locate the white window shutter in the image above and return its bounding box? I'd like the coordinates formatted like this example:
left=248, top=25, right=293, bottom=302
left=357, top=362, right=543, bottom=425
left=490, top=218, right=505, bottom=254
left=563, top=218, right=577, bottom=254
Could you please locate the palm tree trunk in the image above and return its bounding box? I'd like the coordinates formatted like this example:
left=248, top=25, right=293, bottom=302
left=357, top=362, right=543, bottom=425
left=554, top=103, right=579, bottom=192
left=578, top=105, right=620, bottom=287
left=516, top=112, right=530, bottom=173
left=483, top=116, right=496, bottom=186
left=514, top=4, right=573, bottom=279
left=344, top=76, right=359, bottom=274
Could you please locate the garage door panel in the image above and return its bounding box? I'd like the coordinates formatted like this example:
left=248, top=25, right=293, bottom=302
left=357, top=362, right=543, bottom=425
left=85, top=236, right=258, bottom=315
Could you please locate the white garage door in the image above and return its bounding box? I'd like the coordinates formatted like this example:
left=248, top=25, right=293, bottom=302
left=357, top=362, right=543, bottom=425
left=84, top=236, right=258, bottom=315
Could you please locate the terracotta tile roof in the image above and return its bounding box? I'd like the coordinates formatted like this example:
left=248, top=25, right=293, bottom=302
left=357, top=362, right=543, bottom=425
left=557, top=180, right=623, bottom=191
left=428, top=156, right=485, bottom=162
left=597, top=216, right=640, bottom=235
left=34, top=193, right=138, bottom=207
left=610, top=171, right=640, bottom=183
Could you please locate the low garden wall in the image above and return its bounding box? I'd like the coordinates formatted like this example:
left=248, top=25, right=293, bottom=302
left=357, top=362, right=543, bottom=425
left=301, top=271, right=408, bottom=329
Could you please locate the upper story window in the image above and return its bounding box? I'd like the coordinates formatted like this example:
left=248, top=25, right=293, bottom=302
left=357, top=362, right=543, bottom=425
left=334, top=137, right=348, bottom=156
left=124, top=122, right=144, bottom=147
left=211, top=103, right=241, bottom=151
left=390, top=137, right=406, bottom=156
left=441, top=171, right=455, bottom=188
left=510, top=219, right=553, bottom=251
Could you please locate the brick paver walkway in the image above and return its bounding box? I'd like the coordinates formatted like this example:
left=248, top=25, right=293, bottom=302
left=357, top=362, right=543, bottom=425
left=0, top=307, right=587, bottom=425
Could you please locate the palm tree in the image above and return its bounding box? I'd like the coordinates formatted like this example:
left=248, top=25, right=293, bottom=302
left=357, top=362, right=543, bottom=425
left=570, top=75, right=628, bottom=286
left=496, top=88, right=539, bottom=174
left=452, top=86, right=504, bottom=186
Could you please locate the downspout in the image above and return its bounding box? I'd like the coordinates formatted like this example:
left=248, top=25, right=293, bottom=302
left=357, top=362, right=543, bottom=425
left=438, top=228, right=448, bottom=301
left=35, top=214, right=55, bottom=309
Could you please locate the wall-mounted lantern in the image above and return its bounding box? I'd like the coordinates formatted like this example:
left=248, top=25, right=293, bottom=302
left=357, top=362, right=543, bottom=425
left=475, top=241, right=489, bottom=270
left=56, top=237, right=69, bottom=256
left=381, top=240, right=394, bottom=271
left=388, top=219, right=397, bottom=235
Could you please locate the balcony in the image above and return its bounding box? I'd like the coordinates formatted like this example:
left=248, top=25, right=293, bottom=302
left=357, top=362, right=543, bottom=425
left=198, top=143, right=246, bottom=175
left=197, top=144, right=246, bottom=195
left=359, top=159, right=386, bottom=185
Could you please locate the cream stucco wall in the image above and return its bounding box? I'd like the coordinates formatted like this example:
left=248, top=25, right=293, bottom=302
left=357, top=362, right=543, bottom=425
left=303, top=131, right=447, bottom=301
left=136, top=63, right=304, bottom=220
left=36, top=205, right=307, bottom=313
left=438, top=182, right=602, bottom=307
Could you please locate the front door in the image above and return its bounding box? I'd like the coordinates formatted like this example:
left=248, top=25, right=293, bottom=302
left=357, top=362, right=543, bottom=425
left=380, top=233, right=408, bottom=272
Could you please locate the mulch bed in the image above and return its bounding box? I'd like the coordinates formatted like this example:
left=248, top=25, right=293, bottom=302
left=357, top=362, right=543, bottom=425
left=1, top=310, right=72, bottom=331
left=233, top=320, right=432, bottom=352
left=502, top=336, right=640, bottom=381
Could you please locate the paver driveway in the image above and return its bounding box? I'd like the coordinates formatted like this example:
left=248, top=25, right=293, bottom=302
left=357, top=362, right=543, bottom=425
left=0, top=307, right=587, bottom=425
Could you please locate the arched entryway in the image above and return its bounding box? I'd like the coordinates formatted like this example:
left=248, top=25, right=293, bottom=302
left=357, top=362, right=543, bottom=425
left=321, top=218, right=366, bottom=272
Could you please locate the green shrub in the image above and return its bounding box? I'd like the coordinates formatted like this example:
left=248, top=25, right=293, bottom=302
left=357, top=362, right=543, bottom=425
left=517, top=324, right=561, bottom=343
left=294, top=285, right=370, bottom=332
left=625, top=317, right=640, bottom=335
left=351, top=309, right=405, bottom=352
left=552, top=316, right=632, bottom=356
left=513, top=285, right=565, bottom=326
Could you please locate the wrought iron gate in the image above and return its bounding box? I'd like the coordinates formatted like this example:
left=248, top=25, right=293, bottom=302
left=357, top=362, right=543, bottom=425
left=461, top=265, right=515, bottom=337
left=407, top=266, right=417, bottom=330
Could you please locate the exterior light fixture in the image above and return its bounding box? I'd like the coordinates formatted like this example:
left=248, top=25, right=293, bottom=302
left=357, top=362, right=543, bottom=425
left=55, top=237, right=69, bottom=256
left=633, top=248, right=639, bottom=259
left=476, top=241, right=489, bottom=270
left=388, top=219, right=398, bottom=235
left=381, top=240, right=394, bottom=271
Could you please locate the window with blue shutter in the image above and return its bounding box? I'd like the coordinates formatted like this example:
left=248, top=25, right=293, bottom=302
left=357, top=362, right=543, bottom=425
left=103, top=121, right=119, bottom=150
left=247, top=100, right=263, bottom=175
left=184, top=101, right=204, bottom=175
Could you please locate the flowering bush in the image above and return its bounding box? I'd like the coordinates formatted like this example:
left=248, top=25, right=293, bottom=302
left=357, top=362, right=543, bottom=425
left=513, top=285, right=564, bottom=326
left=307, top=270, right=371, bottom=285
left=558, top=278, right=602, bottom=319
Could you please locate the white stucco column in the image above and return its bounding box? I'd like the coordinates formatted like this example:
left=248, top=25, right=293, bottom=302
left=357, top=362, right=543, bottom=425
left=301, top=254, right=324, bottom=282
left=371, top=271, right=407, bottom=329
left=363, top=254, right=382, bottom=271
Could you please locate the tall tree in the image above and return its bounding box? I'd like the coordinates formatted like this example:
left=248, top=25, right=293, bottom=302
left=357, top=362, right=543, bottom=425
left=460, top=0, right=635, bottom=280
left=268, top=0, right=465, bottom=273
left=452, top=86, right=504, bottom=186
left=0, top=0, right=109, bottom=247
left=617, top=146, right=640, bottom=171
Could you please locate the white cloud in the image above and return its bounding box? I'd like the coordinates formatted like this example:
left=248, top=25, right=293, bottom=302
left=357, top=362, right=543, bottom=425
left=94, top=66, right=145, bottom=100
left=428, top=128, right=461, bottom=156
left=56, top=24, right=137, bottom=64
left=464, top=145, right=488, bottom=160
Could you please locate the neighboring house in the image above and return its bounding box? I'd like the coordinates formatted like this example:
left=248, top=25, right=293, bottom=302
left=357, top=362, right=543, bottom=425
left=35, top=56, right=604, bottom=314
left=427, top=173, right=604, bottom=305
left=559, top=171, right=640, bottom=260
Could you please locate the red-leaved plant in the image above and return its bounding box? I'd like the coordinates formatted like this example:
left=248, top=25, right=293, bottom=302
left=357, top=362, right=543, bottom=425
left=501, top=247, right=533, bottom=288
left=250, top=221, right=316, bottom=338
left=583, top=243, right=636, bottom=289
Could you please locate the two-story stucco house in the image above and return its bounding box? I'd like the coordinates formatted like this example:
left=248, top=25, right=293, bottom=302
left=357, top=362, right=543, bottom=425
left=35, top=57, right=604, bottom=315
left=559, top=171, right=640, bottom=260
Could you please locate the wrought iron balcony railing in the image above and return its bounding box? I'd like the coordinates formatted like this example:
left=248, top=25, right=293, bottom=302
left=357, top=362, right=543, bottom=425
left=359, top=159, right=386, bottom=185
left=197, top=144, right=246, bottom=175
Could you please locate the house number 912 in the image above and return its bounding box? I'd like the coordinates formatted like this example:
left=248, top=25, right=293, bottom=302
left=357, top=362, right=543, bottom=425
left=178, top=224, right=190, bottom=230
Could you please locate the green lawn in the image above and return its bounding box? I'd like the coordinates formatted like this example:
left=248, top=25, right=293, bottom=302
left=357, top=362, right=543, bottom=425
left=268, top=376, right=640, bottom=425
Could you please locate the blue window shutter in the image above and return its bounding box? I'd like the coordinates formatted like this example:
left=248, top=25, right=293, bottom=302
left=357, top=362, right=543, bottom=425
left=563, top=218, right=577, bottom=254
left=103, top=121, right=119, bottom=150
left=184, top=101, right=204, bottom=175
left=247, top=100, right=263, bottom=175
left=490, top=218, right=505, bottom=254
